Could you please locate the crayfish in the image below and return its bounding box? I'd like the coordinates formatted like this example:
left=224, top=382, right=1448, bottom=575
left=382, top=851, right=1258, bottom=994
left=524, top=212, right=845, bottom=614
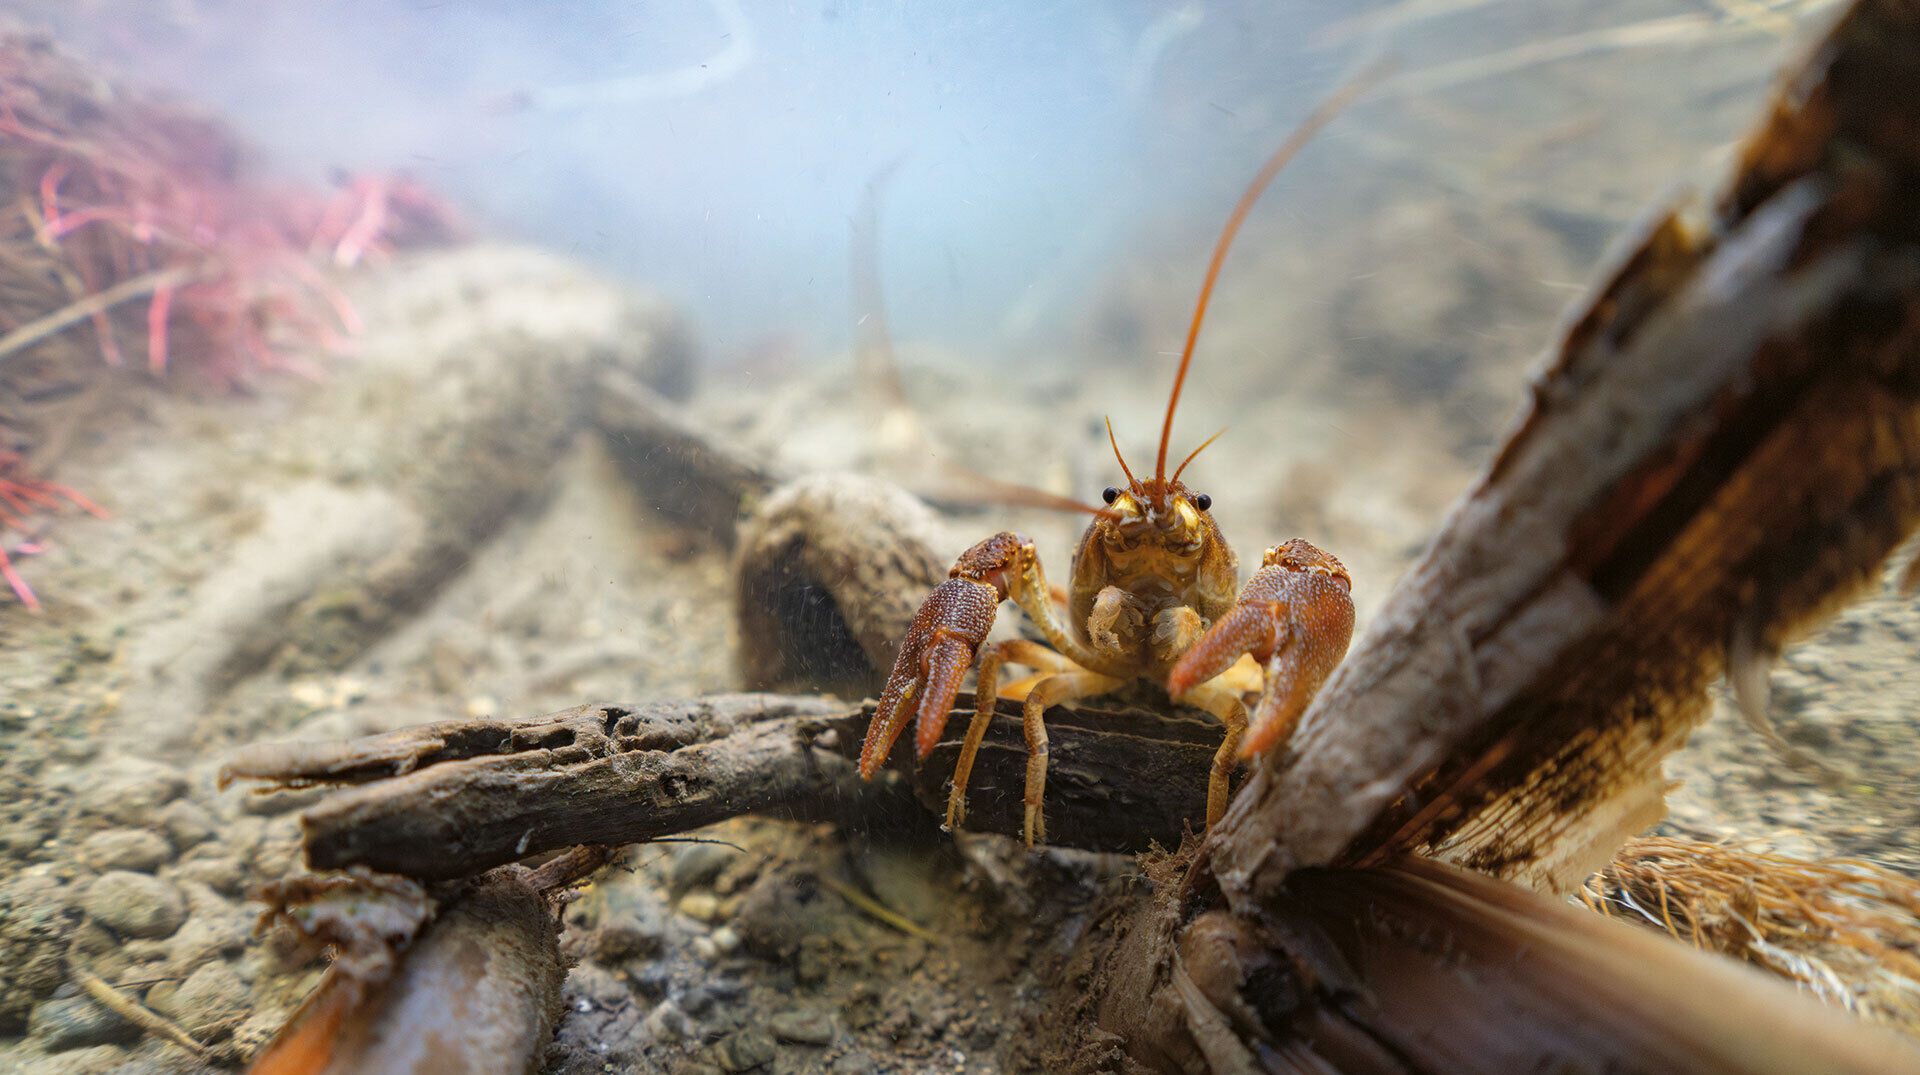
left=857, top=90, right=1366, bottom=847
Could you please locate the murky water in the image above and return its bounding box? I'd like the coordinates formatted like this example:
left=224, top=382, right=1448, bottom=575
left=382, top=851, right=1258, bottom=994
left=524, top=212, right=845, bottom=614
left=8, top=3, right=1912, bottom=1073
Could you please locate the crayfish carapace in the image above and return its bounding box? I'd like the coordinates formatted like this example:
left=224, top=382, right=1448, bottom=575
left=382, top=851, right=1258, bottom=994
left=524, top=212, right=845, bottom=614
left=856, top=87, right=1367, bottom=848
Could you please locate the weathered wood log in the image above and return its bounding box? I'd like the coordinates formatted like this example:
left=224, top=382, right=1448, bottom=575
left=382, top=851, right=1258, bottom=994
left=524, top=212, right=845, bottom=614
left=246, top=865, right=566, bottom=1075
left=221, top=692, right=1229, bottom=879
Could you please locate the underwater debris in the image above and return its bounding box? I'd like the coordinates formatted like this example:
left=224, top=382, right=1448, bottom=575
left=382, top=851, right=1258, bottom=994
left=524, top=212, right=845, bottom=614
left=220, top=691, right=1229, bottom=876
left=247, top=865, right=568, bottom=1075
left=1585, top=836, right=1920, bottom=1031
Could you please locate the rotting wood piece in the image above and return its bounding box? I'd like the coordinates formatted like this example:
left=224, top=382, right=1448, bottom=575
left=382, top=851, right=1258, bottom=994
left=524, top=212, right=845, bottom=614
left=247, top=865, right=566, bottom=1075
left=221, top=692, right=1229, bottom=879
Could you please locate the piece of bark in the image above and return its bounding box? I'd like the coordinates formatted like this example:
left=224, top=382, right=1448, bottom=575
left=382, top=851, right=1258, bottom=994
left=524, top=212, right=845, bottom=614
left=247, top=866, right=564, bottom=1075
left=222, top=692, right=1228, bottom=879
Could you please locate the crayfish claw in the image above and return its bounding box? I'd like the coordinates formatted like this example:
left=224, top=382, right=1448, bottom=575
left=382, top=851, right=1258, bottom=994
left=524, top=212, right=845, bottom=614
left=859, top=533, right=1026, bottom=781
left=1168, top=539, right=1355, bottom=760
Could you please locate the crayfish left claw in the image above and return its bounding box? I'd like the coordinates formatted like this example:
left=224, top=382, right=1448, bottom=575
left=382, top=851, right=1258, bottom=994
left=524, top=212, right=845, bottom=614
left=857, top=533, right=1023, bottom=780
left=1168, top=538, right=1355, bottom=759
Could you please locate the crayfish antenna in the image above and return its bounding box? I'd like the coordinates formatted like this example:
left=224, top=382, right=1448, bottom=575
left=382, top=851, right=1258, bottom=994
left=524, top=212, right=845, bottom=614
left=1171, top=426, right=1228, bottom=485
left=1105, top=416, right=1141, bottom=497
left=1151, top=65, right=1386, bottom=504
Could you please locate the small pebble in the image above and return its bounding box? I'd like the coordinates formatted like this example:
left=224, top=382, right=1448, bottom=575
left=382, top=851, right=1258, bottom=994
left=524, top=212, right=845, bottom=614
left=710, top=925, right=741, bottom=955
left=120, top=939, right=171, bottom=965
left=163, top=906, right=252, bottom=970
left=769, top=1008, right=835, bottom=1045
left=678, top=978, right=746, bottom=1022
left=27, top=995, right=136, bottom=1051
left=0, top=818, right=50, bottom=857
left=79, top=829, right=173, bottom=873
left=643, top=998, right=694, bottom=1044
left=624, top=960, right=671, bottom=1000
left=158, top=800, right=218, bottom=851
left=677, top=891, right=722, bottom=922
left=579, top=876, right=668, bottom=963
left=715, top=1028, right=777, bottom=1072
left=52, top=738, right=98, bottom=763
left=669, top=842, right=736, bottom=893
left=829, top=1054, right=878, bottom=1075
left=565, top=961, right=627, bottom=1011
left=172, top=854, right=247, bottom=896
left=82, top=871, right=187, bottom=939
left=222, top=816, right=267, bottom=861
left=17, top=1043, right=127, bottom=1073
left=590, top=917, right=664, bottom=962
left=248, top=834, right=304, bottom=880
left=147, top=961, right=249, bottom=1037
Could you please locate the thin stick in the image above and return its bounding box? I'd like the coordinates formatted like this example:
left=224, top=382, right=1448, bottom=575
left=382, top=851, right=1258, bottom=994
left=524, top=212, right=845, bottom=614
left=68, top=962, right=207, bottom=1057
left=0, top=264, right=197, bottom=368
left=818, top=875, right=936, bottom=942
left=524, top=844, right=613, bottom=894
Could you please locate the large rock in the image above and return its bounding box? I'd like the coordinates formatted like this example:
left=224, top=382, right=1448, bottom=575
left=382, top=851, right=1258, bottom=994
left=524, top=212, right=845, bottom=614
left=81, top=872, right=186, bottom=939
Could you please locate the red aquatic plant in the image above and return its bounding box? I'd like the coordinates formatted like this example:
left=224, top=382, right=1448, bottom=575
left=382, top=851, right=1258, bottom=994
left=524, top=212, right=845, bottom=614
left=0, top=449, right=106, bottom=610
left=0, top=32, right=458, bottom=609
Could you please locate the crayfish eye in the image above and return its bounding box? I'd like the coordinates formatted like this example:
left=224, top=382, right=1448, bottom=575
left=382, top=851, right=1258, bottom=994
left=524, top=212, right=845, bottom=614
left=1101, top=486, right=1121, bottom=505
left=1195, top=493, right=1212, bottom=512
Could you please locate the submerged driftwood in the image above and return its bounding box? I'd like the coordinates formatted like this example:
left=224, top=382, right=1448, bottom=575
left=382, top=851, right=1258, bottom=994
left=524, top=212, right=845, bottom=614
left=221, top=692, right=1227, bottom=878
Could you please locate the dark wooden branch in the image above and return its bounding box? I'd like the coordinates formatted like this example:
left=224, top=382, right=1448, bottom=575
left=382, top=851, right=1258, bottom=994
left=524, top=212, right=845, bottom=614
left=222, top=692, right=1228, bottom=879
